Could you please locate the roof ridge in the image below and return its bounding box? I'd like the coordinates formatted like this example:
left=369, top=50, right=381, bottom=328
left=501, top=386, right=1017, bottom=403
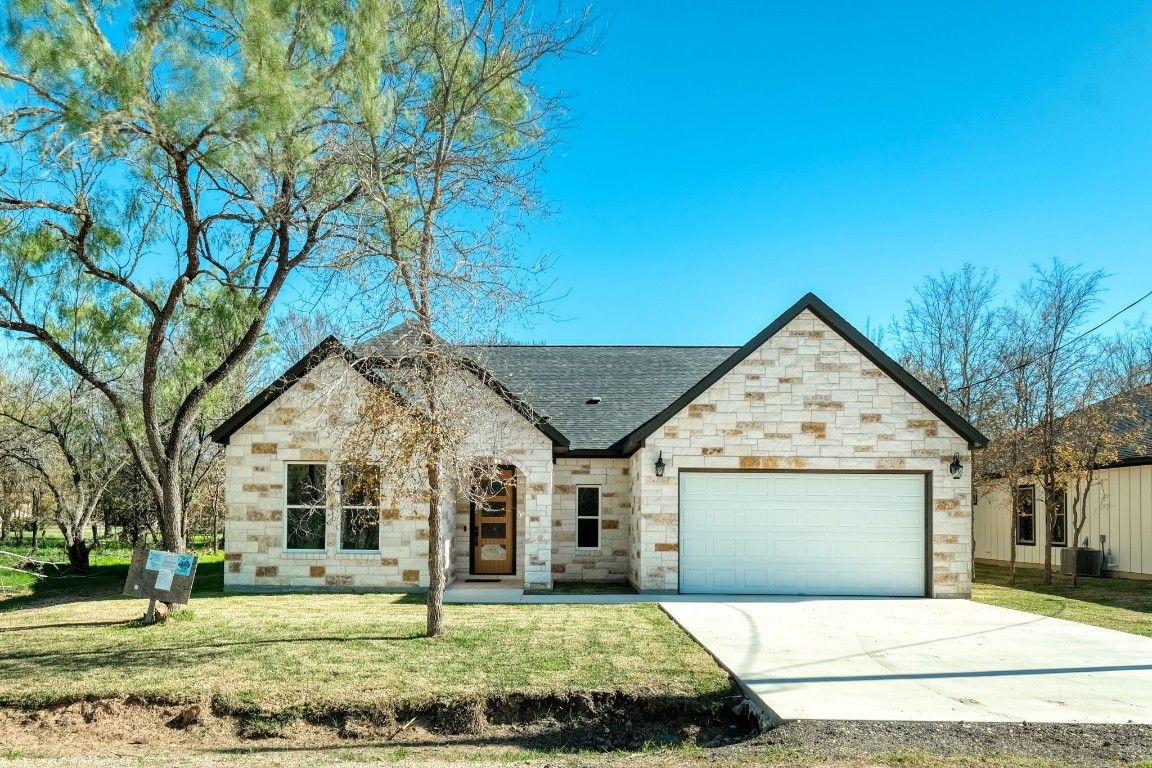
left=464, top=344, right=742, bottom=349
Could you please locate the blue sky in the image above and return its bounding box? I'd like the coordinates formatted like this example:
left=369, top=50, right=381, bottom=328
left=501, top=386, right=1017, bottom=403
left=509, top=1, right=1152, bottom=345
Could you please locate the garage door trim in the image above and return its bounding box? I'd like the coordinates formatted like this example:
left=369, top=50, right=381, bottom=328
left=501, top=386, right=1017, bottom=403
left=677, top=468, right=933, bottom=597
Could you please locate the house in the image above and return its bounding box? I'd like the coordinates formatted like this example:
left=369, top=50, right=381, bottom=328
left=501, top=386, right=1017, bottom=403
left=973, top=386, right=1152, bottom=578
left=211, top=293, right=986, bottom=597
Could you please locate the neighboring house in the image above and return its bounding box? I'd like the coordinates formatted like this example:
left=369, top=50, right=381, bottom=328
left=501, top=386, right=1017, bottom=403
left=973, top=386, right=1152, bottom=579
left=211, top=293, right=986, bottom=597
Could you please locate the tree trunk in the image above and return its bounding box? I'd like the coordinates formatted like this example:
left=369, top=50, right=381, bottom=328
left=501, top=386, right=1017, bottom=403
left=30, top=520, right=39, bottom=553
left=426, top=459, right=446, bottom=638
left=1070, top=540, right=1079, bottom=588
left=65, top=537, right=92, bottom=573
left=1009, top=487, right=1018, bottom=587
left=1041, top=482, right=1054, bottom=585
left=210, top=484, right=220, bottom=554
left=158, top=469, right=187, bottom=553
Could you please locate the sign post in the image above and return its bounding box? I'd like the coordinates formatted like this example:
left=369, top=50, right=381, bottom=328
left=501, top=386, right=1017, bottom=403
left=123, top=548, right=199, bottom=623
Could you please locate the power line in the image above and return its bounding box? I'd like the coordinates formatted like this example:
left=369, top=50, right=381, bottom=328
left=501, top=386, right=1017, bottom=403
left=951, top=286, right=1152, bottom=394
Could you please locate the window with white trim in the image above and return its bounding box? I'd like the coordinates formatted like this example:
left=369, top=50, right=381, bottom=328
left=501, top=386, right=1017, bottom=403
left=286, top=464, right=327, bottom=551
left=340, top=463, right=381, bottom=552
left=576, top=486, right=600, bottom=549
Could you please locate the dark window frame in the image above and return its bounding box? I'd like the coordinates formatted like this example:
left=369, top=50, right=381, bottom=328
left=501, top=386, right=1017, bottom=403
left=1016, top=485, right=1036, bottom=546
left=576, top=485, right=601, bottom=549
left=285, top=463, right=328, bottom=552
left=1049, top=488, right=1067, bottom=547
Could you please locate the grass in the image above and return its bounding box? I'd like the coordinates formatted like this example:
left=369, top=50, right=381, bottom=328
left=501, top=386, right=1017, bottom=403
left=524, top=582, right=638, bottom=596
left=0, top=534, right=728, bottom=719
left=0, top=532, right=224, bottom=609
left=972, top=563, right=1152, bottom=637
left=0, top=585, right=730, bottom=714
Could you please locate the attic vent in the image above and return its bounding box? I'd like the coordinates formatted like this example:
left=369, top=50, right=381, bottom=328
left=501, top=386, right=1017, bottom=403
left=586, top=397, right=602, bottom=405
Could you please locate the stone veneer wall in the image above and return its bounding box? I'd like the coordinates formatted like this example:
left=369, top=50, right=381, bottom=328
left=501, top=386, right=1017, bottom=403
left=630, top=309, right=973, bottom=597
left=550, top=458, right=631, bottom=582
left=223, top=357, right=556, bottom=591
left=223, top=357, right=443, bottom=590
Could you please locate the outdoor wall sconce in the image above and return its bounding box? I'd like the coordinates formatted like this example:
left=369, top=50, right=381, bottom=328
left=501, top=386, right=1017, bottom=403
left=949, top=453, right=964, bottom=480
left=655, top=451, right=667, bottom=477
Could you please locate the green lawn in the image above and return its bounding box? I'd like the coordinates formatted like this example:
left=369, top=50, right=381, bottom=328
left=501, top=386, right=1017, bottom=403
left=0, top=587, right=730, bottom=715
left=1, top=535, right=729, bottom=718
left=973, top=563, right=1152, bottom=637
left=0, top=533, right=223, bottom=607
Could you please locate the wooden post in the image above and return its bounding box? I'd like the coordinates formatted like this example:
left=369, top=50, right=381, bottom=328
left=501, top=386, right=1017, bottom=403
left=146, top=598, right=157, bottom=624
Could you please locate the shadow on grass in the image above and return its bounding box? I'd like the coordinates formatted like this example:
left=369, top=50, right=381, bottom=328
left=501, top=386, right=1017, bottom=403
left=2, top=631, right=426, bottom=663
left=0, top=560, right=228, bottom=612
left=975, top=563, right=1152, bottom=615
left=0, top=620, right=128, bottom=633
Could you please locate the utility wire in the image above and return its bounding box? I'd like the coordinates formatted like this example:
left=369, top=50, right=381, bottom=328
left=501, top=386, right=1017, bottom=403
left=951, top=286, right=1152, bottom=394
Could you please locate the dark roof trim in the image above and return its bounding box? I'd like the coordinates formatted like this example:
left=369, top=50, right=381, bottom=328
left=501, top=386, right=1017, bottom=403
left=619, top=292, right=989, bottom=453
left=210, top=336, right=354, bottom=445
left=561, top=448, right=628, bottom=459
left=455, top=357, right=570, bottom=449
left=1101, top=455, right=1152, bottom=470
left=210, top=337, right=571, bottom=449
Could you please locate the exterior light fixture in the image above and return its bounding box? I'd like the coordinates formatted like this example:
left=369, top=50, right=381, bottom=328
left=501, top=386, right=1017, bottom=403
left=654, top=451, right=666, bottom=477
left=949, top=453, right=964, bottom=480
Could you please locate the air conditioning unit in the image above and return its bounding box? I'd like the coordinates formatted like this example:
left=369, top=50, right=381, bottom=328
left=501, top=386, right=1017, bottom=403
left=1059, top=548, right=1102, bottom=577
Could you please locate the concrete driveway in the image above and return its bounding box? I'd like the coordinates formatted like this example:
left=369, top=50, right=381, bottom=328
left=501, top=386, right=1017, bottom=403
left=661, top=598, right=1152, bottom=724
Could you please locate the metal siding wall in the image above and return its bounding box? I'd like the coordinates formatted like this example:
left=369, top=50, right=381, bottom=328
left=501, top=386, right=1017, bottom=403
left=975, top=466, right=1152, bottom=576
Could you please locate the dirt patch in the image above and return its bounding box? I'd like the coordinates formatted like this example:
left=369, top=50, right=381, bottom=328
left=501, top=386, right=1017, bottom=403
left=0, top=691, right=759, bottom=757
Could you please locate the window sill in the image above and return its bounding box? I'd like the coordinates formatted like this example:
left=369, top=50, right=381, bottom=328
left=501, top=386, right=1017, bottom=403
left=336, top=550, right=382, bottom=557
left=282, top=549, right=326, bottom=556
left=575, top=546, right=602, bottom=552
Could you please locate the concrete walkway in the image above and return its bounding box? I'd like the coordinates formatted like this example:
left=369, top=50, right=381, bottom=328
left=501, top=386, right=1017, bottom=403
left=442, top=583, right=800, bottom=605
left=661, top=598, right=1152, bottom=725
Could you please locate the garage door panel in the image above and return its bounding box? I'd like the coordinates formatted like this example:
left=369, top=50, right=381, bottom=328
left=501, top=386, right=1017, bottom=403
left=679, top=472, right=925, bottom=596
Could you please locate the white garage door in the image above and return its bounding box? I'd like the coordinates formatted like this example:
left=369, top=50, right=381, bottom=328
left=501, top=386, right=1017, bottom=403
left=679, top=472, right=926, bottom=596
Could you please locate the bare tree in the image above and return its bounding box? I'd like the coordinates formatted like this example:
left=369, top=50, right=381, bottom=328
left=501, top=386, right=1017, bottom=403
left=893, top=263, right=1003, bottom=430
left=270, top=311, right=345, bottom=373
left=337, top=0, right=593, bottom=637
left=980, top=307, right=1041, bottom=586
left=0, top=368, right=126, bottom=571
left=1101, top=323, right=1152, bottom=391
left=1019, top=260, right=1107, bottom=584
left=892, top=264, right=1003, bottom=577
left=1056, top=383, right=1141, bottom=587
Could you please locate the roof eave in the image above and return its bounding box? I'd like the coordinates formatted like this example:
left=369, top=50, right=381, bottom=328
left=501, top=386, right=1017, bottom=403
left=211, top=336, right=572, bottom=449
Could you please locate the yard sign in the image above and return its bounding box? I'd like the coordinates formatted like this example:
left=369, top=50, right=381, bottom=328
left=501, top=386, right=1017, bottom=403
left=123, top=548, right=199, bottom=618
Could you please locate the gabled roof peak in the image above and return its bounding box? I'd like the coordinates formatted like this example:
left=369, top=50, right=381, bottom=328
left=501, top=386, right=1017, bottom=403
left=617, top=292, right=988, bottom=451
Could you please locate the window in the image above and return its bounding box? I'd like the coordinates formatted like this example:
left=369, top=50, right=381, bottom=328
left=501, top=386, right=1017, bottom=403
left=1049, top=488, right=1067, bottom=547
left=286, top=464, right=327, bottom=551
left=340, top=464, right=381, bottom=552
left=576, top=486, right=600, bottom=549
left=1015, top=485, right=1035, bottom=546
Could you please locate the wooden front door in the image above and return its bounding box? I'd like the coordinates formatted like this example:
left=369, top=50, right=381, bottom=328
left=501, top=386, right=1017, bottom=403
left=471, top=468, right=516, bottom=575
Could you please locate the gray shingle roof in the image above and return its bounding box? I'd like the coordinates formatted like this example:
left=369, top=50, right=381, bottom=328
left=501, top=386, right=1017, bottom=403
left=1108, top=385, right=1152, bottom=463
left=214, top=294, right=987, bottom=451
left=463, top=346, right=739, bottom=452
